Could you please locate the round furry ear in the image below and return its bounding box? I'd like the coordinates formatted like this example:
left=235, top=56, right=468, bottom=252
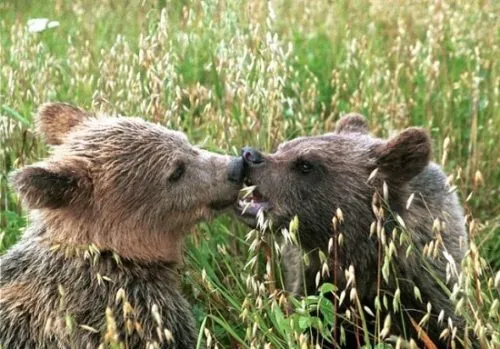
left=10, top=159, right=92, bottom=209
left=373, top=127, right=431, bottom=182
left=36, top=103, right=90, bottom=145
left=335, top=113, right=369, bottom=134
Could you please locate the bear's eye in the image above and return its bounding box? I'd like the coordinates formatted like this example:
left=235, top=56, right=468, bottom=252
left=169, top=163, right=185, bottom=182
left=296, top=160, right=313, bottom=174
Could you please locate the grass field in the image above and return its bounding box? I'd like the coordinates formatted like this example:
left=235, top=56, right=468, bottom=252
left=1, top=0, right=499, bottom=348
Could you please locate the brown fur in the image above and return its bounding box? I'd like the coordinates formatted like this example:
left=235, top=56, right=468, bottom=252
left=36, top=103, right=91, bottom=145
left=238, top=114, right=471, bottom=348
left=12, top=108, right=240, bottom=263
left=0, top=281, right=39, bottom=305
left=1, top=103, right=244, bottom=348
left=334, top=112, right=369, bottom=134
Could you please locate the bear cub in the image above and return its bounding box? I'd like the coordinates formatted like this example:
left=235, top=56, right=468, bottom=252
left=1, top=103, right=244, bottom=348
left=237, top=114, right=470, bottom=348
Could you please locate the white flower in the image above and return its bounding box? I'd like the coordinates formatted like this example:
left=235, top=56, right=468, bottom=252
left=27, top=18, right=60, bottom=33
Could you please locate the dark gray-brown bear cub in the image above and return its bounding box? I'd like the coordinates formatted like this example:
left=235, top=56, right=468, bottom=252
left=236, top=114, right=471, bottom=348
left=1, top=103, right=244, bottom=348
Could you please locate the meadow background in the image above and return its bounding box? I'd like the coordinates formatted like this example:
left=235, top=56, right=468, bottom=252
left=1, top=0, right=499, bottom=347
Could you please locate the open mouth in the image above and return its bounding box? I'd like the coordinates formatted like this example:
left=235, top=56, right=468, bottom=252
left=236, top=185, right=271, bottom=218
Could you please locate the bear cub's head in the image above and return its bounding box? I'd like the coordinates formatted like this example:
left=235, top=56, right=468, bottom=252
left=236, top=113, right=431, bottom=252
left=11, top=103, right=244, bottom=262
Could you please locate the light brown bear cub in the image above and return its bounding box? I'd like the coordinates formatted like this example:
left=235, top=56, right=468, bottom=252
left=0, top=103, right=244, bottom=348
left=237, top=114, right=470, bottom=348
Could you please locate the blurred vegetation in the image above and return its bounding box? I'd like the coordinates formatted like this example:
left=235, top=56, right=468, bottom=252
left=1, top=0, right=499, bottom=347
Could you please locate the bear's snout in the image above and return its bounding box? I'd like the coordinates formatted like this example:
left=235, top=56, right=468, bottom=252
left=241, top=147, right=263, bottom=167
left=227, top=156, right=245, bottom=184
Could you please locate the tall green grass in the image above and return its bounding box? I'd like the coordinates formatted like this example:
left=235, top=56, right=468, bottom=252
left=1, top=0, right=499, bottom=347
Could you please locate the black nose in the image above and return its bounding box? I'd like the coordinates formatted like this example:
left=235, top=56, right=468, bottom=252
left=242, top=147, right=263, bottom=166
left=228, top=157, right=245, bottom=184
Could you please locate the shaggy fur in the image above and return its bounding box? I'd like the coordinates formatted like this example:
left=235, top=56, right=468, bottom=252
left=237, top=113, right=470, bottom=348
left=1, top=103, right=243, bottom=348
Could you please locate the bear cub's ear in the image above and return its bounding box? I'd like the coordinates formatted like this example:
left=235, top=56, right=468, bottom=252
left=335, top=113, right=369, bottom=134
left=10, top=159, right=92, bottom=209
left=36, top=103, right=90, bottom=145
left=373, top=127, right=431, bottom=182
